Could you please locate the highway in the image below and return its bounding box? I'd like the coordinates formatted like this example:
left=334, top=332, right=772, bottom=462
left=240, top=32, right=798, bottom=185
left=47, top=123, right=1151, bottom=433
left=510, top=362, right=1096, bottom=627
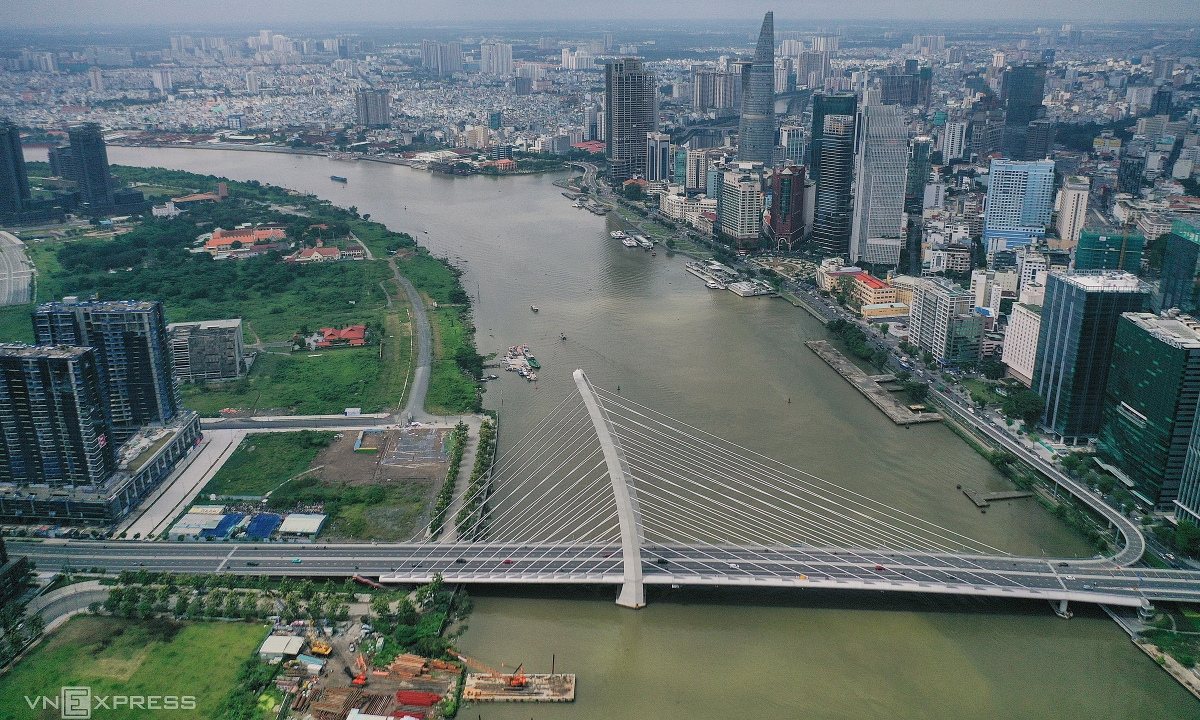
left=15, top=539, right=1200, bottom=608
left=0, top=231, right=33, bottom=306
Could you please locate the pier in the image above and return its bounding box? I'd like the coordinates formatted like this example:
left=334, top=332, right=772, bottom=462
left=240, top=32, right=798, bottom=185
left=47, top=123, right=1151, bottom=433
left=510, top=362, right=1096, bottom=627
left=961, top=488, right=1035, bottom=507
left=463, top=673, right=576, bottom=702
left=806, top=340, right=942, bottom=425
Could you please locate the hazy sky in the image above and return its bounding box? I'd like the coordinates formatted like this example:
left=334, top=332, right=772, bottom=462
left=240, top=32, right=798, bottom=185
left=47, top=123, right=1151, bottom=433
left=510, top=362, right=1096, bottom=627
left=3, top=0, right=1199, bottom=28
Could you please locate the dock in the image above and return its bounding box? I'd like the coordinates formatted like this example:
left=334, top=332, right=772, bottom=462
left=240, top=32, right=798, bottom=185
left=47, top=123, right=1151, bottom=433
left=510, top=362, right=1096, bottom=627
left=805, top=340, right=942, bottom=425
left=463, top=673, right=576, bottom=702
left=961, top=488, right=1034, bottom=507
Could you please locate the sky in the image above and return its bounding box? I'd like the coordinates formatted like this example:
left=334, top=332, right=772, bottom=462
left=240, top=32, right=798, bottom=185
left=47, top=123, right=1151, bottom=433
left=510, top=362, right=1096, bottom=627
left=2, top=0, right=1199, bottom=29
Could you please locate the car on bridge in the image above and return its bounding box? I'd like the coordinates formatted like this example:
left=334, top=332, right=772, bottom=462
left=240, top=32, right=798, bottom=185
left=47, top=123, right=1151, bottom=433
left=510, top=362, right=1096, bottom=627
left=292, top=558, right=302, bottom=563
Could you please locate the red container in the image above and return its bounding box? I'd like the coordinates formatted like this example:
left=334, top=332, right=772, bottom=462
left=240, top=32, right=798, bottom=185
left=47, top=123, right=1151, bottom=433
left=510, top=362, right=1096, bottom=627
left=394, top=691, right=441, bottom=707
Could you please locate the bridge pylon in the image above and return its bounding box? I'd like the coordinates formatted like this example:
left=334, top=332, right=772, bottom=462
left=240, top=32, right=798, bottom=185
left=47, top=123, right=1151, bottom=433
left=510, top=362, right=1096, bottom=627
left=573, top=369, right=645, bottom=608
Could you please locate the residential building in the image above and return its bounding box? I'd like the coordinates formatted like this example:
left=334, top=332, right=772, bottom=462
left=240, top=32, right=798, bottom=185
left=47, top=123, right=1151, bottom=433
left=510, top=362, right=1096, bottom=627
left=737, top=13, right=775, bottom=166
left=605, top=59, right=657, bottom=185
left=982, top=159, right=1054, bottom=255
left=719, top=170, right=764, bottom=243
left=943, top=121, right=967, bottom=161
left=34, top=299, right=181, bottom=443
left=692, top=69, right=740, bottom=111
left=1053, top=176, right=1090, bottom=251
left=809, top=94, right=857, bottom=257
left=1031, top=272, right=1151, bottom=444
left=167, top=318, right=246, bottom=383
left=480, top=43, right=513, bottom=76
left=355, top=89, right=390, bottom=128
left=909, top=277, right=982, bottom=365
left=1097, top=312, right=1200, bottom=511
left=850, top=103, right=907, bottom=266
left=53, top=123, right=114, bottom=209
left=0, top=344, right=114, bottom=486
left=1002, top=303, right=1042, bottom=385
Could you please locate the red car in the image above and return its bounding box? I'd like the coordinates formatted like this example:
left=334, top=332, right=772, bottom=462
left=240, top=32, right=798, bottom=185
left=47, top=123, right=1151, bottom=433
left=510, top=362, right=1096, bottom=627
left=502, top=559, right=514, bottom=565
left=874, top=565, right=885, bottom=570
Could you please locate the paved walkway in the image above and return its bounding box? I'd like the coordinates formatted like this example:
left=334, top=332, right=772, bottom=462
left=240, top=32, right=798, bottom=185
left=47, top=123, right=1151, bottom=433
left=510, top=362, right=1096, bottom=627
left=119, top=430, right=245, bottom=540
left=27, top=580, right=110, bottom=632
left=436, top=416, right=486, bottom=543
left=391, top=257, right=432, bottom=421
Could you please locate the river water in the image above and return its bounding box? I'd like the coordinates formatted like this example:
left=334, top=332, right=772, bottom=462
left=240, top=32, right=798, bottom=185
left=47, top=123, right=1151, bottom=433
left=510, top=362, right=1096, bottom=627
left=99, top=147, right=1197, bottom=717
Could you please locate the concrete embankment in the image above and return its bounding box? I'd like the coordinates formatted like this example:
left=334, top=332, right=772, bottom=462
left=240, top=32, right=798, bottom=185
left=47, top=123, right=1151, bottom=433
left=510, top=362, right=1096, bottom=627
left=806, top=340, right=941, bottom=425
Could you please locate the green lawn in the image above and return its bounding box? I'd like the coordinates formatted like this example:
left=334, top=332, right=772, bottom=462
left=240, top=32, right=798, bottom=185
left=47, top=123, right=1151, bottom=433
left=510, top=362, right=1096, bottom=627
left=0, top=615, right=267, bottom=720
left=425, top=306, right=479, bottom=414
left=200, top=431, right=334, bottom=497
left=963, top=379, right=1006, bottom=405
left=181, top=346, right=404, bottom=416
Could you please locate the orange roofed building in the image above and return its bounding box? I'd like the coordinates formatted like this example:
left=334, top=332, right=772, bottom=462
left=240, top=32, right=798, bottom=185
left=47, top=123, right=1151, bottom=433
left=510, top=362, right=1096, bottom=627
left=205, top=226, right=286, bottom=251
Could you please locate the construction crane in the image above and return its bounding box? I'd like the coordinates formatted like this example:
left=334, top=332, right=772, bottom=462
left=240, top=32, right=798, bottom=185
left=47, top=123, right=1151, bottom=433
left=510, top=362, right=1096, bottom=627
left=507, top=663, right=528, bottom=689
left=350, top=654, right=368, bottom=687
left=457, top=654, right=527, bottom=689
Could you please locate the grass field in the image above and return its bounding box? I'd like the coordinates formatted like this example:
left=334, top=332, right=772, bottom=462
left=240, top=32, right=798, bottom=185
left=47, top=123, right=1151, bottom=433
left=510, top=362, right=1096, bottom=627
left=425, top=306, right=479, bottom=414
left=963, top=379, right=1005, bottom=405
left=0, top=615, right=267, bottom=720
left=201, top=431, right=334, bottom=497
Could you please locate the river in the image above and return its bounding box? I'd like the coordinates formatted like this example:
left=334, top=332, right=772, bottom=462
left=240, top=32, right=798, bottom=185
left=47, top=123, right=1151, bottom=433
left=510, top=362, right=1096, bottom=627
left=96, top=146, right=1197, bottom=717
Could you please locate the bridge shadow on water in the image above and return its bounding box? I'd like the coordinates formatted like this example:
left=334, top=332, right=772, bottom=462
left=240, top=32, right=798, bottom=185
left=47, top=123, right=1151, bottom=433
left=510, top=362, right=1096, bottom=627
left=462, top=583, right=1111, bottom=621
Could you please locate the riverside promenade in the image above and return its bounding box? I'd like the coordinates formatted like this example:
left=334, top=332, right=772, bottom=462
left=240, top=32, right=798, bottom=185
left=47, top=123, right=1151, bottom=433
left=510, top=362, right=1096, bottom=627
left=806, top=340, right=942, bottom=425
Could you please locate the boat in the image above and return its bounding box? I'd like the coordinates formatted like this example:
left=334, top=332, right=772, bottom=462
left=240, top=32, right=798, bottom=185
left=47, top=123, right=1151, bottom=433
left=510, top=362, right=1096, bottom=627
left=622, top=238, right=639, bottom=247
left=706, top=280, right=726, bottom=290
left=330, top=175, right=348, bottom=183
left=610, top=231, right=628, bottom=240
left=652, top=252, right=657, bottom=256
left=531, top=305, right=539, bottom=312
left=561, top=333, right=567, bottom=340
left=527, top=357, right=541, bottom=369
left=527, top=373, right=537, bottom=382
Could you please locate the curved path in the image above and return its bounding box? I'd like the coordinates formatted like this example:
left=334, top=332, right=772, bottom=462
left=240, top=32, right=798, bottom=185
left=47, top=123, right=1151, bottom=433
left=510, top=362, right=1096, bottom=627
left=391, top=257, right=432, bottom=421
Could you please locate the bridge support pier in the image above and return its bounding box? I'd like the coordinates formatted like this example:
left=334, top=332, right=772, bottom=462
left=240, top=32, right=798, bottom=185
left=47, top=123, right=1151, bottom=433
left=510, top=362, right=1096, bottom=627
left=574, top=370, right=645, bottom=609
left=1051, top=599, right=1073, bottom=619
left=1139, top=600, right=1155, bottom=621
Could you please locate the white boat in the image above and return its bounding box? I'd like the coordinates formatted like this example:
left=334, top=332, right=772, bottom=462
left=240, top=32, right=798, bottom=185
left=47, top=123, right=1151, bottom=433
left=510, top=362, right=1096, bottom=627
left=706, top=281, right=726, bottom=290
left=531, top=305, right=539, bottom=312
left=621, top=238, right=639, bottom=247
left=610, top=231, right=628, bottom=239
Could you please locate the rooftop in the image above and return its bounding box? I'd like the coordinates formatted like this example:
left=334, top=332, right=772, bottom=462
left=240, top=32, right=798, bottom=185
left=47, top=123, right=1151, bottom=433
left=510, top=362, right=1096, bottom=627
left=37, top=298, right=159, bottom=312
left=1124, top=312, right=1200, bottom=349
left=168, top=318, right=242, bottom=331
left=0, top=343, right=92, bottom=360
left=1056, top=271, right=1147, bottom=292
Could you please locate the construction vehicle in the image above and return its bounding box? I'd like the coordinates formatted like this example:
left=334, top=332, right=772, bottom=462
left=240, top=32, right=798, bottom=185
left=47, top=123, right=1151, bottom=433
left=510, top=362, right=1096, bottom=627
left=507, top=663, right=528, bottom=690
left=457, top=654, right=528, bottom=690
left=306, top=631, right=331, bottom=657
left=350, top=654, right=368, bottom=687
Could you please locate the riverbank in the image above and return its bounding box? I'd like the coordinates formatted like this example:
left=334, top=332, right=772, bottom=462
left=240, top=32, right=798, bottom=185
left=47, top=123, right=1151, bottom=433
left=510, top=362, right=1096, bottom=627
left=806, top=340, right=942, bottom=425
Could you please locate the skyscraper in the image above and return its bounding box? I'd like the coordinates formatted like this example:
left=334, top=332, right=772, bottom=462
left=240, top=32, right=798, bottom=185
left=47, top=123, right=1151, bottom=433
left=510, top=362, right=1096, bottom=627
left=1053, top=176, right=1090, bottom=251
left=943, top=121, right=967, bottom=161
left=245, top=71, right=259, bottom=93
left=34, top=299, right=181, bottom=443
left=737, top=12, right=775, bottom=166
left=809, top=93, right=857, bottom=258
left=645, top=133, right=671, bottom=183
left=355, top=89, right=391, bottom=128
left=769, top=165, right=807, bottom=250
left=1074, top=225, right=1144, bottom=273
left=982, top=158, right=1054, bottom=255
left=1097, top=312, right=1200, bottom=511
left=850, top=103, right=907, bottom=266
left=480, top=43, right=513, bottom=76
left=1031, top=272, right=1151, bottom=445
left=0, top=344, right=115, bottom=486
left=605, top=58, right=657, bottom=185
left=1001, top=62, right=1048, bottom=160
left=908, top=278, right=983, bottom=365
left=1160, top=217, right=1200, bottom=312
left=56, top=124, right=114, bottom=209
left=904, top=137, right=933, bottom=276
left=719, top=169, right=765, bottom=243
left=0, top=119, right=30, bottom=214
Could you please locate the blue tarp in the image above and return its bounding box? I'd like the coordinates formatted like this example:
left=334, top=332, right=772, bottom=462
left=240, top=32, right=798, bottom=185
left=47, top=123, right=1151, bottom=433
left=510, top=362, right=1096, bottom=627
left=245, top=513, right=283, bottom=539
left=201, top=513, right=245, bottom=538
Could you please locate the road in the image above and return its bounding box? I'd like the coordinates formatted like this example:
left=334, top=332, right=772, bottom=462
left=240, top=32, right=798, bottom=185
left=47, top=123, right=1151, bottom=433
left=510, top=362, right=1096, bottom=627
left=15, top=539, right=1200, bottom=607
left=391, top=256, right=433, bottom=421
left=27, top=580, right=110, bottom=628
left=0, top=231, right=34, bottom=306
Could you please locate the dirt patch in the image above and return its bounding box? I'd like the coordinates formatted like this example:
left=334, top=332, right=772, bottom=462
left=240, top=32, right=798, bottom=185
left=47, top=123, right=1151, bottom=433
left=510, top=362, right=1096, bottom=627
left=313, top=428, right=455, bottom=485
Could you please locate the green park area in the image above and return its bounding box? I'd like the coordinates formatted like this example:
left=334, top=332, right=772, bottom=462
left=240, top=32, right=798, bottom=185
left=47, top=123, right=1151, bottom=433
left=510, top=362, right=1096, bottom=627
left=0, top=615, right=266, bottom=720
left=3, top=165, right=483, bottom=417
left=426, top=305, right=483, bottom=414
left=200, top=431, right=334, bottom=497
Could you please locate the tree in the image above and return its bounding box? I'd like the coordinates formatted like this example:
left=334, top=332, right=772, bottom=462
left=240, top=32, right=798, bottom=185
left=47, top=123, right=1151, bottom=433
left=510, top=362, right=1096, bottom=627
left=872, top=349, right=889, bottom=368
left=1003, top=389, right=1046, bottom=427
left=1176, top=520, right=1200, bottom=557
left=623, top=183, right=644, bottom=201
left=370, top=594, right=392, bottom=621
left=902, top=381, right=929, bottom=402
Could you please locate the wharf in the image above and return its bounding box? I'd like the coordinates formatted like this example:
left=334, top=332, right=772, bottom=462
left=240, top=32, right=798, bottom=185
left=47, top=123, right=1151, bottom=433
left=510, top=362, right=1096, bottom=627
left=962, top=488, right=1034, bottom=508
left=805, top=340, right=942, bottom=425
left=463, top=673, right=576, bottom=702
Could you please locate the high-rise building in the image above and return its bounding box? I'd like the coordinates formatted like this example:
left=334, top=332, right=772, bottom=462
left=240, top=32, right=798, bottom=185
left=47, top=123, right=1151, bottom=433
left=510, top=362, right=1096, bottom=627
left=355, top=89, right=391, bottom=128
left=1158, top=217, right=1200, bottom=312
left=904, top=137, right=933, bottom=276
left=0, top=119, right=30, bottom=214
left=151, top=68, right=172, bottom=94
left=737, top=13, right=775, bottom=166
left=850, top=103, right=907, bottom=266
left=769, top=165, right=807, bottom=250
left=982, top=159, right=1054, bottom=255
left=692, top=68, right=741, bottom=111
left=719, top=169, right=765, bottom=243
left=167, top=318, right=246, bottom=383
left=1001, top=62, right=1048, bottom=160
left=1150, top=88, right=1174, bottom=117
left=879, top=64, right=932, bottom=108
left=421, top=40, right=462, bottom=76
left=56, top=124, right=114, bottom=209
left=1002, top=302, right=1042, bottom=386
left=1074, top=225, right=1144, bottom=273
left=809, top=93, right=857, bottom=257
left=1031, top=272, right=1151, bottom=444
left=1053, top=176, right=1090, bottom=251
left=605, top=58, right=657, bottom=184
left=645, top=133, right=671, bottom=183
left=909, top=278, right=983, bottom=365
left=34, top=299, right=181, bottom=443
left=245, top=70, right=259, bottom=93
left=0, top=344, right=115, bottom=486
left=1118, top=154, right=1146, bottom=194
left=88, top=67, right=104, bottom=93
left=480, top=43, right=513, bottom=76
left=779, top=125, right=804, bottom=165
left=943, top=120, right=967, bottom=161
left=1023, top=118, right=1055, bottom=160
left=1098, top=312, right=1200, bottom=511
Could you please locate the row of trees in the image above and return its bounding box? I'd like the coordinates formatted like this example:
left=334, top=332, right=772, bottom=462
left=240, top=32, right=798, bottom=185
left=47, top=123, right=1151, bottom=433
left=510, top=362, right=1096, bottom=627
left=430, top=422, right=470, bottom=536
left=455, top=419, right=497, bottom=537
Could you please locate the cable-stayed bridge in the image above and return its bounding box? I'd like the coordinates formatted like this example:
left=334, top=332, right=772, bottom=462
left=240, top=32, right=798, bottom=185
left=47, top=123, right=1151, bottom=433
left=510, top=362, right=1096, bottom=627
left=19, top=371, right=1200, bottom=614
